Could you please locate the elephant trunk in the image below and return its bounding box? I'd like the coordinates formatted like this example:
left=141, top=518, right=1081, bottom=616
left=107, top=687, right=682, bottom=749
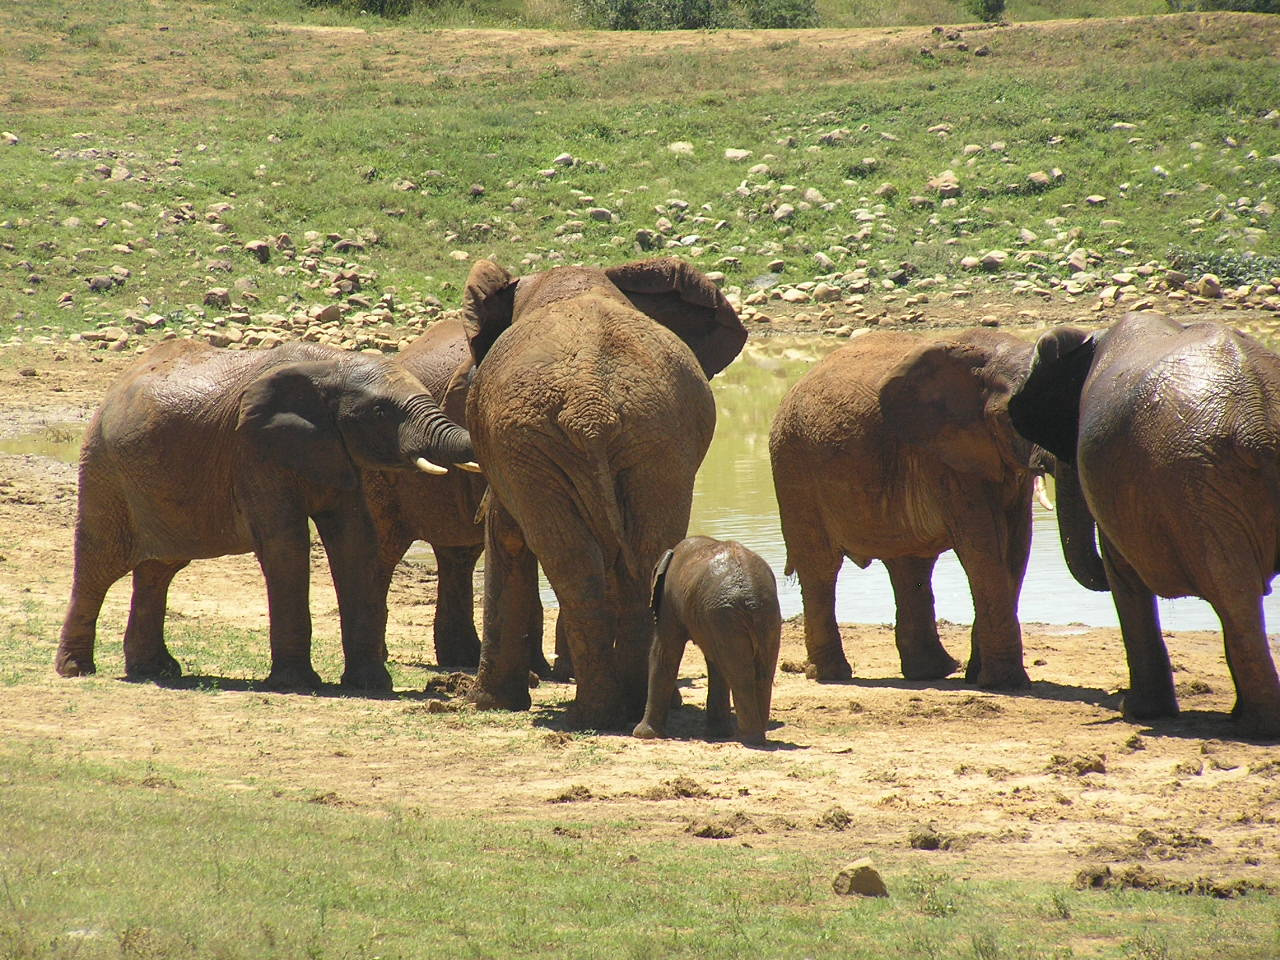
left=402, top=394, right=476, bottom=467
left=1054, top=461, right=1109, bottom=592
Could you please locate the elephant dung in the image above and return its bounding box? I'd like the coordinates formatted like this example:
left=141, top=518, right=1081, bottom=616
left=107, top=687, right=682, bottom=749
left=833, top=859, right=889, bottom=898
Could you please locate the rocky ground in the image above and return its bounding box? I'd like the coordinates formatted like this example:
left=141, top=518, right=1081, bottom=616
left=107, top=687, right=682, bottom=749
left=1, top=304, right=1279, bottom=899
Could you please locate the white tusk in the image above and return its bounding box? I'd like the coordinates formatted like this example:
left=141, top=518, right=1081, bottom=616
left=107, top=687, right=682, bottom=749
left=458, top=461, right=482, bottom=473
left=415, top=457, right=449, bottom=476
left=1034, top=474, right=1054, bottom=511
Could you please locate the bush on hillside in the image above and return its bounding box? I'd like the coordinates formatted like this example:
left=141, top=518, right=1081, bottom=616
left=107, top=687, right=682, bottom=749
left=303, top=0, right=415, bottom=15
left=742, top=0, right=820, bottom=27
left=1166, top=0, right=1278, bottom=9
left=964, top=0, right=1006, bottom=20
left=575, top=0, right=729, bottom=29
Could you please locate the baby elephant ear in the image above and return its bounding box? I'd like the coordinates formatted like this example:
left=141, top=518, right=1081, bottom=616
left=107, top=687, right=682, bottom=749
left=236, top=361, right=357, bottom=491
left=650, top=548, right=676, bottom=619
left=462, top=259, right=518, bottom=366
left=605, top=258, right=747, bottom=378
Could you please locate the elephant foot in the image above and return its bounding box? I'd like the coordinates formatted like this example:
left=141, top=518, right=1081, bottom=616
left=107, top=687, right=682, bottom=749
left=434, top=637, right=481, bottom=670
left=125, top=651, right=182, bottom=682
left=340, top=662, right=393, bottom=693
left=1230, top=697, right=1280, bottom=740
left=902, top=653, right=960, bottom=682
left=54, top=649, right=96, bottom=677
left=737, top=729, right=767, bottom=747
left=529, top=653, right=555, bottom=680
left=565, top=698, right=635, bottom=733
left=263, top=664, right=323, bottom=693
left=804, top=659, right=853, bottom=682
left=469, top=686, right=532, bottom=712
left=549, top=656, right=574, bottom=683
left=705, top=717, right=735, bottom=741
left=1122, top=689, right=1180, bottom=721
left=632, top=719, right=664, bottom=739
left=975, top=662, right=1030, bottom=690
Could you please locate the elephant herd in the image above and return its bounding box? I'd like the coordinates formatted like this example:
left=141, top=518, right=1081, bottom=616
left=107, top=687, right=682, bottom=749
left=54, top=257, right=1280, bottom=742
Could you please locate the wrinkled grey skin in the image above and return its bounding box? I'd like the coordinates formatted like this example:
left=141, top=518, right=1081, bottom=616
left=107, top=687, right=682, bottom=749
left=633, top=537, right=782, bottom=745
left=1010, top=311, right=1280, bottom=738
left=460, top=257, right=747, bottom=731
left=770, top=329, right=1044, bottom=690
left=57, top=339, right=475, bottom=692
left=361, top=320, right=547, bottom=673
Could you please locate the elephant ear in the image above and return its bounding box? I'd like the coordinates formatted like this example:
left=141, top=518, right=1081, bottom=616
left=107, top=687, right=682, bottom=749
left=236, top=361, right=357, bottom=491
left=441, top=356, right=474, bottom=427
left=461, top=259, right=518, bottom=366
left=879, top=340, right=1021, bottom=484
left=605, top=258, right=747, bottom=378
left=1008, top=327, right=1097, bottom=465
left=650, top=548, right=675, bottom=621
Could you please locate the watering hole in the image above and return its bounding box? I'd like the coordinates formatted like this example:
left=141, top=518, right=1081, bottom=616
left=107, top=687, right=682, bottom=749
left=2, top=338, right=1271, bottom=632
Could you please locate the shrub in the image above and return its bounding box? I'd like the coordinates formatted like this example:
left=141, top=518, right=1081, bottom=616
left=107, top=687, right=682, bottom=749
left=302, top=0, right=415, bottom=15
left=964, top=0, right=1006, bottom=21
left=575, top=0, right=728, bottom=29
left=742, top=0, right=820, bottom=28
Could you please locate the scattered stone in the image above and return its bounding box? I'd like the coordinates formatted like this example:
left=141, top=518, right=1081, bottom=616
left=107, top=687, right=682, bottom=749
left=586, top=207, right=614, bottom=223
left=773, top=203, right=796, bottom=222
left=203, top=288, right=231, bottom=308
left=928, top=170, right=962, bottom=198
left=244, top=240, right=270, bottom=263
left=1, top=131, right=18, bottom=146
left=552, top=153, right=575, bottom=167
left=1197, top=274, right=1223, bottom=299
left=1085, top=195, right=1107, bottom=206
left=833, top=859, right=889, bottom=897
left=86, top=276, right=116, bottom=293
left=908, top=825, right=954, bottom=851
left=724, top=148, right=753, bottom=162
left=667, top=141, right=694, bottom=155
left=980, top=250, right=1009, bottom=270
left=873, top=182, right=898, bottom=198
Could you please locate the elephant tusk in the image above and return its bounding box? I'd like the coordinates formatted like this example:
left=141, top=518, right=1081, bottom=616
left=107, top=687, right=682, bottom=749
left=1034, top=474, right=1054, bottom=511
left=415, top=457, right=449, bottom=476
left=457, top=461, right=482, bottom=473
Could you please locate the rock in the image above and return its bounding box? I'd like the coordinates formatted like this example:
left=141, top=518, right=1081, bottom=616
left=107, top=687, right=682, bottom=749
left=928, top=170, right=962, bottom=198
left=773, top=204, right=796, bottom=222
left=1197, top=274, right=1223, bottom=299
left=586, top=207, right=614, bottom=223
left=667, top=141, right=694, bottom=155
left=1085, top=195, right=1107, bottom=206
left=873, top=182, right=898, bottom=198
left=724, top=148, right=752, bottom=162
left=803, top=187, right=827, bottom=205
left=81, top=326, right=128, bottom=343
left=833, top=859, right=889, bottom=898
left=962, top=143, right=983, bottom=156
left=980, top=250, right=1009, bottom=270
left=204, top=288, right=231, bottom=308
left=960, top=256, right=982, bottom=270
left=86, top=276, right=116, bottom=292
left=244, top=240, right=271, bottom=263
left=312, top=303, right=343, bottom=324
left=1, top=131, right=18, bottom=146
left=780, top=288, right=810, bottom=304
left=814, top=252, right=836, bottom=271
left=813, top=282, right=842, bottom=303
left=468, top=183, right=485, bottom=197
left=1026, top=171, right=1053, bottom=191
left=449, top=250, right=470, bottom=261
left=635, top=228, right=658, bottom=250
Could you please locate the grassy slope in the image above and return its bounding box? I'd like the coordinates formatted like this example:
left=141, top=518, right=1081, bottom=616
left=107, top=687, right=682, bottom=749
left=1, top=4, right=1277, bottom=339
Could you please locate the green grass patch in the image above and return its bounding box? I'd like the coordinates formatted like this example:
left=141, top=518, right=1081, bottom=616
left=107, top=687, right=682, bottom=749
left=2, top=749, right=1278, bottom=959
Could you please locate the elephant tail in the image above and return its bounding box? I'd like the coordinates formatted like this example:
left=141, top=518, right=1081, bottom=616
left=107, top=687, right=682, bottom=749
left=587, top=444, right=643, bottom=582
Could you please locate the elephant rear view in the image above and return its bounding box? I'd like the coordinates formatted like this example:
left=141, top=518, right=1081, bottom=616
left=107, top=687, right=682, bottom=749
left=634, top=537, right=782, bottom=745
left=58, top=339, right=476, bottom=691
left=770, top=329, right=1043, bottom=689
left=460, top=258, right=747, bottom=730
left=1010, top=311, right=1280, bottom=737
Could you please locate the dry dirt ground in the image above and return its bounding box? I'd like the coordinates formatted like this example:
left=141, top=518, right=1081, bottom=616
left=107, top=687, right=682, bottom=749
left=1, top=316, right=1278, bottom=896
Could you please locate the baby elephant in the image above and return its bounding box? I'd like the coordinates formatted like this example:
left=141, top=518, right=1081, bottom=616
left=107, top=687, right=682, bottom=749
left=633, top=537, right=781, bottom=745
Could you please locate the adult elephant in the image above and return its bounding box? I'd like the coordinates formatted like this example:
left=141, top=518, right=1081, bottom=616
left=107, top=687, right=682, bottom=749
left=57, top=339, right=476, bottom=691
left=460, top=257, right=747, bottom=730
left=769, top=329, right=1045, bottom=689
left=361, top=320, right=547, bottom=672
left=1009, top=311, right=1280, bottom=737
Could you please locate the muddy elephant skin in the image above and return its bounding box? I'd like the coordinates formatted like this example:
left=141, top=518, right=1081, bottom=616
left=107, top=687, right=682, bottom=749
left=460, top=257, right=747, bottom=730
left=633, top=536, right=782, bottom=745
left=770, top=329, right=1043, bottom=689
left=1010, top=310, right=1280, bottom=737
left=57, top=338, right=475, bottom=692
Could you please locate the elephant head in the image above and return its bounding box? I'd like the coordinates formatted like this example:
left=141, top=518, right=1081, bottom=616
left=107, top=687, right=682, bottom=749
left=1008, top=327, right=1109, bottom=592
left=236, top=352, right=476, bottom=491
left=877, top=330, right=1040, bottom=485
left=460, top=257, right=747, bottom=377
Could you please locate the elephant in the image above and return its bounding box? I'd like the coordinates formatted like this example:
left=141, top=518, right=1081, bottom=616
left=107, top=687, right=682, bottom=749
left=1009, top=311, right=1280, bottom=737
left=459, top=257, right=748, bottom=730
left=633, top=536, right=781, bottom=745
left=56, top=338, right=476, bottom=692
left=769, top=329, right=1045, bottom=689
left=360, top=319, right=547, bottom=673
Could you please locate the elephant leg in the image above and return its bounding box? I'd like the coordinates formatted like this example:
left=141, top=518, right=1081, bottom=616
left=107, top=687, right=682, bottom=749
left=315, top=504, right=393, bottom=692
left=1209, top=591, right=1280, bottom=738
left=370, top=530, right=411, bottom=664
left=608, top=562, right=654, bottom=722
left=633, top=620, right=688, bottom=740
left=883, top=555, right=957, bottom=681
left=1100, top=535, right=1177, bottom=720
left=550, top=611, right=573, bottom=681
left=705, top=660, right=734, bottom=739
left=56, top=503, right=133, bottom=677
left=254, top=515, right=322, bottom=692
left=950, top=495, right=1029, bottom=690
left=718, top=648, right=771, bottom=746
left=122, top=559, right=186, bottom=681
left=793, top=548, right=851, bottom=681
left=432, top=543, right=483, bottom=668
left=472, top=501, right=538, bottom=712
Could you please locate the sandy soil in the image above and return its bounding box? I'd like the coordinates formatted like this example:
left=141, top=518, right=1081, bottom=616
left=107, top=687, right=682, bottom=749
left=0, top=324, right=1278, bottom=894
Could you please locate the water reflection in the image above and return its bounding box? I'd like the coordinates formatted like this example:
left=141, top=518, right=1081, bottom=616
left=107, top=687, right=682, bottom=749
left=683, top=334, right=1277, bottom=631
